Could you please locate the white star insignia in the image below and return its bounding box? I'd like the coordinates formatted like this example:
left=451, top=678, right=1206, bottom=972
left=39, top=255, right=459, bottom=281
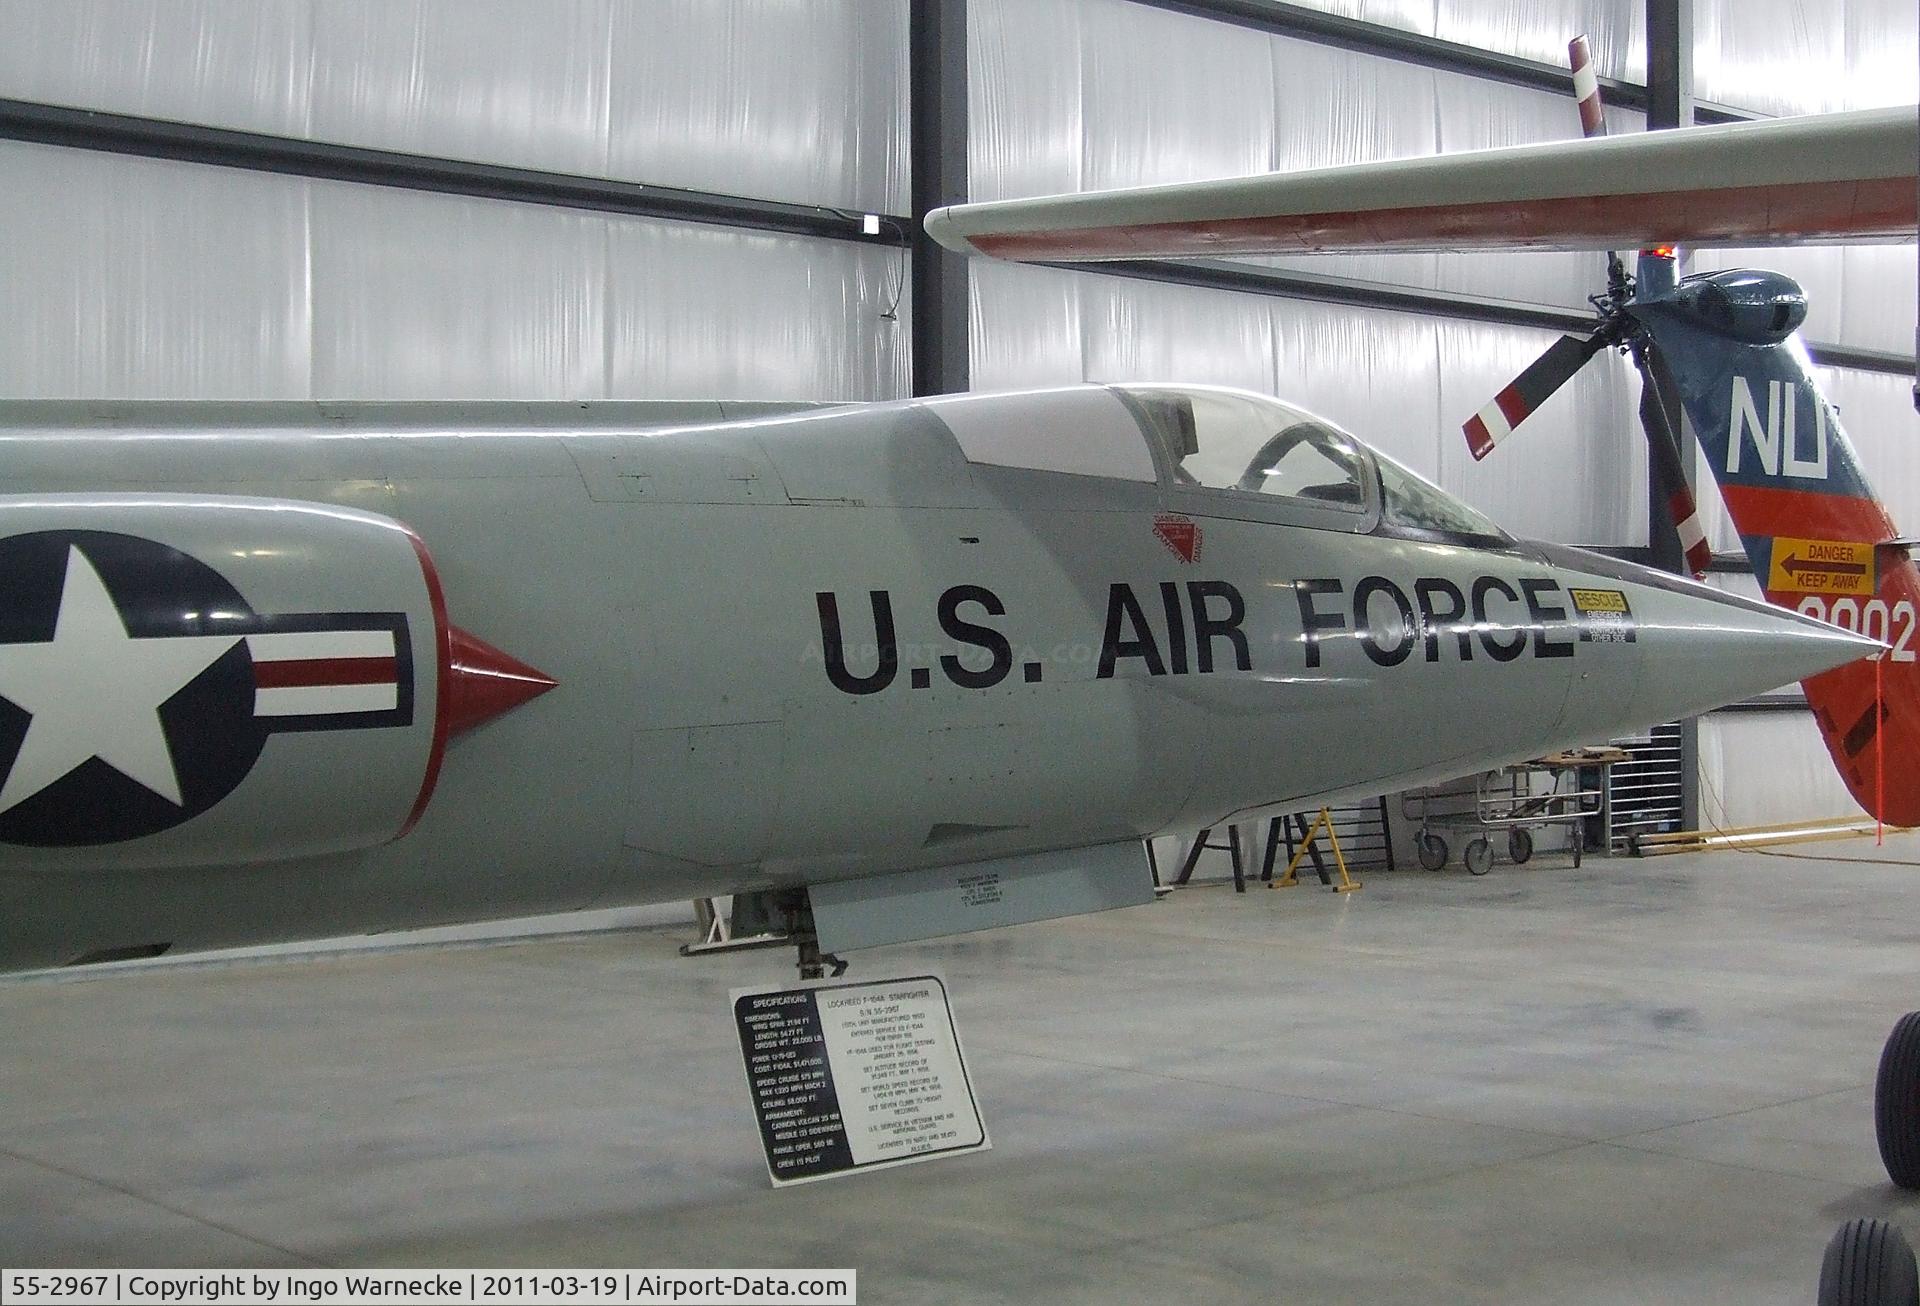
left=0, top=545, right=239, bottom=814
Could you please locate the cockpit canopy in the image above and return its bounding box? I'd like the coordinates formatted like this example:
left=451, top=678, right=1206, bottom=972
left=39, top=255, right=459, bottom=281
left=1116, top=385, right=1509, bottom=544
left=930, top=383, right=1510, bottom=546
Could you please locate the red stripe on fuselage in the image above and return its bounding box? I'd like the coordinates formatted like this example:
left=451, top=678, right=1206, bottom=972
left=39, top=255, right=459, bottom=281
left=253, top=656, right=398, bottom=689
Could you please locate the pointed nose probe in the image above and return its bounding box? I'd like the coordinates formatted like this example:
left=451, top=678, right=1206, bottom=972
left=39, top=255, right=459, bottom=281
left=1559, top=562, right=1883, bottom=731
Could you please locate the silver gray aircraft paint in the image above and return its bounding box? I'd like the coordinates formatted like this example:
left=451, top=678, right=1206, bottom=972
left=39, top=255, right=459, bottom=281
left=0, top=389, right=1875, bottom=972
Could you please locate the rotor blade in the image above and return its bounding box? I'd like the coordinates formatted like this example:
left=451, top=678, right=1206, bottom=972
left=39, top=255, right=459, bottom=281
left=1565, top=37, right=1637, bottom=301
left=1568, top=36, right=1607, bottom=139
left=1463, top=332, right=1608, bottom=460
left=1631, top=338, right=1714, bottom=578
left=925, top=107, right=1917, bottom=260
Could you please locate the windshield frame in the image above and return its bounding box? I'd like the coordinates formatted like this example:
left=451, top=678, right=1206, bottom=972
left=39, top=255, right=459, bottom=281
left=1111, top=385, right=1382, bottom=534
left=1369, top=446, right=1516, bottom=550
left=1113, top=384, right=1517, bottom=550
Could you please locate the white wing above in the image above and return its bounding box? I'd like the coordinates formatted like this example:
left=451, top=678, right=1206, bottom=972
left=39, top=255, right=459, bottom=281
left=926, top=107, right=1917, bottom=261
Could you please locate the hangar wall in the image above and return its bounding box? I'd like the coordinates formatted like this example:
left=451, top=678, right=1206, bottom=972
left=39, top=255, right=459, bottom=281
left=0, top=0, right=913, bottom=402
left=0, top=0, right=1914, bottom=848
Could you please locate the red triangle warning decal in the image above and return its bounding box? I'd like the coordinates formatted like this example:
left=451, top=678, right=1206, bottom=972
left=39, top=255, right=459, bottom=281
left=1153, top=514, right=1202, bottom=564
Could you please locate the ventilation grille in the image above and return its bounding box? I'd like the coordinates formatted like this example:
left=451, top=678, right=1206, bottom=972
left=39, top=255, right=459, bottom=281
left=1607, top=723, right=1685, bottom=852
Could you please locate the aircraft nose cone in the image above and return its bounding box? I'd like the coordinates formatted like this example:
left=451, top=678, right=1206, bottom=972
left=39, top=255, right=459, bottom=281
left=1629, top=587, right=1880, bottom=718
left=1531, top=544, right=1881, bottom=738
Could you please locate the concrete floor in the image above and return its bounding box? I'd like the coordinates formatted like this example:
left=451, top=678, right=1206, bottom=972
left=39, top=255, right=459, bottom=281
left=6, top=839, right=1920, bottom=1304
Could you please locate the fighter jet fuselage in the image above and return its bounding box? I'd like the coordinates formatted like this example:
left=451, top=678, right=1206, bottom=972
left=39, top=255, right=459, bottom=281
left=0, top=386, right=1873, bottom=972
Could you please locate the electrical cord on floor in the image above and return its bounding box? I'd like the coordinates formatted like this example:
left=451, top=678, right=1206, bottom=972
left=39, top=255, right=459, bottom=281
left=1693, top=763, right=1920, bottom=868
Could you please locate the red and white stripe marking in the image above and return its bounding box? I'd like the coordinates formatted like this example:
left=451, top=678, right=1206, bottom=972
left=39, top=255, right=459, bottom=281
left=1569, top=38, right=1606, bottom=139
left=1668, top=489, right=1713, bottom=577
left=248, top=629, right=400, bottom=717
left=1463, top=389, right=1529, bottom=460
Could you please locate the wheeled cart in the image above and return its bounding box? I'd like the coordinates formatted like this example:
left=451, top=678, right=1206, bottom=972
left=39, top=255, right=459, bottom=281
left=1400, top=749, right=1620, bottom=875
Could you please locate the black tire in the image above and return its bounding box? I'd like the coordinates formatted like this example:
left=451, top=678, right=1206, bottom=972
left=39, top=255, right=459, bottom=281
left=1464, top=837, right=1493, bottom=876
left=1507, top=828, right=1534, bottom=865
left=1876, top=1012, right=1920, bottom=1189
left=1819, top=1218, right=1918, bottom=1306
left=1417, top=833, right=1448, bottom=872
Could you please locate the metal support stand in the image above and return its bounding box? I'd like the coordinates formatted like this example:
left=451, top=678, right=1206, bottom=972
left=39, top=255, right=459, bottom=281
left=1273, top=808, right=1362, bottom=893
left=1145, top=839, right=1178, bottom=897
left=1265, top=812, right=1331, bottom=885
left=1172, top=826, right=1248, bottom=892
left=679, top=892, right=792, bottom=957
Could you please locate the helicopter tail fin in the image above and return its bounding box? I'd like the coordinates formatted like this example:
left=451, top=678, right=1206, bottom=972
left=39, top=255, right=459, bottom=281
left=1635, top=269, right=1916, bottom=824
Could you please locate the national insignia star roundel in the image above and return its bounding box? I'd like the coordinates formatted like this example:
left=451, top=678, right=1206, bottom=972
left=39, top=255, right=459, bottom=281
left=0, top=530, right=269, bottom=846
left=0, top=529, right=417, bottom=849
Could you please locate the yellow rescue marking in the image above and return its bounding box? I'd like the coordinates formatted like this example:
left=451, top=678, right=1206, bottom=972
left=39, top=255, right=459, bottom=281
left=1767, top=536, right=1874, bottom=595
left=1568, top=588, right=1629, bottom=614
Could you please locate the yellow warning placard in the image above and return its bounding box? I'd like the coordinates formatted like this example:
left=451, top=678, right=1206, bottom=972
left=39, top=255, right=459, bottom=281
left=1568, top=588, right=1629, bottom=614
left=1767, top=536, right=1874, bottom=595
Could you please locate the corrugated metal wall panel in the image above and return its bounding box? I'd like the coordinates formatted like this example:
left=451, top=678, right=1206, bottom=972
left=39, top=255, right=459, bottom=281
left=606, top=0, right=908, bottom=214
left=0, top=0, right=311, bottom=136
left=1081, top=276, right=1278, bottom=392
left=968, top=261, right=1085, bottom=392
left=0, top=141, right=311, bottom=398
left=1839, top=246, right=1920, bottom=357
left=309, top=183, right=608, bottom=399
left=1699, top=713, right=1863, bottom=826
left=307, top=0, right=612, bottom=178
left=1845, top=0, right=1920, bottom=109
left=1435, top=0, right=1645, bottom=83
left=1269, top=298, right=1441, bottom=471
left=1247, top=0, right=1644, bottom=79
left=1695, top=0, right=1844, bottom=115
left=966, top=0, right=1083, bottom=203
left=1080, top=1, right=1276, bottom=190
left=0, top=141, right=909, bottom=403
left=0, top=0, right=909, bottom=212
left=1273, top=0, right=1437, bottom=39
left=607, top=220, right=910, bottom=402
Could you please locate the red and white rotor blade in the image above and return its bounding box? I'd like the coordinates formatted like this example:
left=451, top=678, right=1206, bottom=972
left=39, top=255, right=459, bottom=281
left=1568, top=36, right=1607, bottom=140
left=926, top=107, right=1917, bottom=260
left=1463, top=332, right=1607, bottom=460
left=1663, top=485, right=1715, bottom=578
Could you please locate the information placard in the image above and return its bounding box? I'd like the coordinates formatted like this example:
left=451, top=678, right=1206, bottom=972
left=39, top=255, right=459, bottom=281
left=731, top=974, right=988, bottom=1186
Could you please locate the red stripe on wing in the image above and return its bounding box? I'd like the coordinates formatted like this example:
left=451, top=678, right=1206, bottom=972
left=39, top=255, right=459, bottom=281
left=969, top=177, right=1916, bottom=260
